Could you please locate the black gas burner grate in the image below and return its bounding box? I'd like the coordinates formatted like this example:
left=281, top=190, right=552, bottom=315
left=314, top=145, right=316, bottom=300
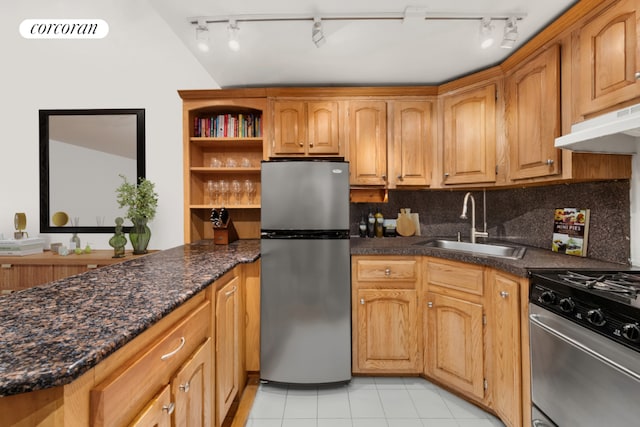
left=558, top=271, right=640, bottom=297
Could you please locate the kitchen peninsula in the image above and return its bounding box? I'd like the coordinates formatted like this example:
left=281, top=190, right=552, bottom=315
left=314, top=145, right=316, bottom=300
left=0, top=240, right=260, bottom=426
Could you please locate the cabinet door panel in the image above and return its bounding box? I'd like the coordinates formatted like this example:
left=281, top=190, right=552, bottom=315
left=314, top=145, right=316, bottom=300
left=216, top=276, right=240, bottom=426
left=488, top=272, right=521, bottom=427
left=348, top=101, right=387, bottom=185
left=393, top=101, right=432, bottom=187
left=308, top=101, right=340, bottom=154
left=443, top=85, right=496, bottom=185
left=507, top=45, right=561, bottom=180
left=273, top=101, right=306, bottom=154
left=172, top=338, right=212, bottom=427
left=426, top=292, right=484, bottom=399
left=578, top=0, right=640, bottom=116
left=356, top=289, right=420, bottom=372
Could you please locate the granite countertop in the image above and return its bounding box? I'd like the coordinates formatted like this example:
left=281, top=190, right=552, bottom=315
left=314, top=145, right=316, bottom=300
left=350, top=236, right=630, bottom=277
left=0, top=240, right=260, bottom=397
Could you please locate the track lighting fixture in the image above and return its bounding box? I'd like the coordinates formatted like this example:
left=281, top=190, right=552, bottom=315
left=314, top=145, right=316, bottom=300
left=195, top=19, right=210, bottom=52
left=479, top=17, right=494, bottom=49
left=500, top=16, right=518, bottom=49
left=190, top=11, right=527, bottom=52
left=227, top=20, right=240, bottom=51
left=311, top=17, right=326, bottom=48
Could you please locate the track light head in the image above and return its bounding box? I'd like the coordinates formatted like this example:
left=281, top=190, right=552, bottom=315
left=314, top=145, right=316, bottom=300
left=312, top=17, right=326, bottom=48
left=479, top=17, right=494, bottom=49
left=227, top=20, right=240, bottom=51
left=195, top=19, right=210, bottom=52
left=500, top=17, right=518, bottom=49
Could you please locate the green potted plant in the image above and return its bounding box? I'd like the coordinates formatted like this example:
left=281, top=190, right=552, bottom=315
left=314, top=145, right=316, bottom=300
left=115, top=175, right=159, bottom=254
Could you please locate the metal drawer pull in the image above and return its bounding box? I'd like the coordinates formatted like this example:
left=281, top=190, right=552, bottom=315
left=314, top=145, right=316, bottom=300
left=384, top=268, right=391, bottom=276
left=428, top=302, right=433, bottom=308
left=546, top=159, right=554, bottom=166
left=500, top=291, right=509, bottom=298
left=162, top=402, right=175, bottom=415
left=225, top=286, right=237, bottom=297
left=533, top=420, right=552, bottom=427
left=179, top=382, right=190, bottom=393
left=360, top=298, right=365, bottom=305
left=160, top=337, right=185, bottom=360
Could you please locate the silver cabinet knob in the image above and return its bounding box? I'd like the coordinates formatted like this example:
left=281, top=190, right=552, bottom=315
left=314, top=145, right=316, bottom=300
left=444, top=172, right=449, bottom=178
left=179, top=382, right=190, bottom=393
left=381, top=174, right=387, bottom=181
left=360, top=298, right=365, bottom=305
left=397, top=174, right=403, bottom=180
left=546, top=159, right=554, bottom=166
left=635, top=71, right=640, bottom=80
left=162, top=402, right=175, bottom=415
left=384, top=268, right=391, bottom=276
left=427, top=301, right=433, bottom=308
left=500, top=291, right=509, bottom=298
left=299, top=141, right=304, bottom=147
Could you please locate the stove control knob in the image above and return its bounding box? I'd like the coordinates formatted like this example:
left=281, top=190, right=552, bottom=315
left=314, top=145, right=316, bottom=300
left=540, top=291, right=557, bottom=305
left=559, top=298, right=575, bottom=313
left=622, top=324, right=640, bottom=343
left=586, top=309, right=606, bottom=327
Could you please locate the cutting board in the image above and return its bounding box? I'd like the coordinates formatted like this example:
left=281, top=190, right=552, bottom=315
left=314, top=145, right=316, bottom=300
left=396, top=209, right=416, bottom=237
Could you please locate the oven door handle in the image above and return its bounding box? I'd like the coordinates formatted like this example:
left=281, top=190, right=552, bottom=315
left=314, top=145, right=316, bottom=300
left=530, top=313, right=640, bottom=383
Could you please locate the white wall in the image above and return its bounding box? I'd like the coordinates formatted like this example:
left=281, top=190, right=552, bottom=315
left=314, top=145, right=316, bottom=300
left=0, top=0, right=219, bottom=249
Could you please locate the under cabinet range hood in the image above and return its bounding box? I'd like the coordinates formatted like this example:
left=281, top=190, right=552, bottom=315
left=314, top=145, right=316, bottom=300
left=555, top=103, right=640, bottom=154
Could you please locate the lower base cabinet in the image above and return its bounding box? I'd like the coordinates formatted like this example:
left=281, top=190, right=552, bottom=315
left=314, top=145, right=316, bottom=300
left=131, top=339, right=212, bottom=427
left=425, top=291, right=485, bottom=400
left=339, top=255, right=525, bottom=427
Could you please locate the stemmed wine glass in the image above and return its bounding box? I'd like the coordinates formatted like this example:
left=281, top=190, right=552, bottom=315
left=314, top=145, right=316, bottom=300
left=244, top=179, right=257, bottom=205
left=218, top=180, right=230, bottom=205
left=231, top=179, right=242, bottom=205
left=206, top=180, right=219, bottom=205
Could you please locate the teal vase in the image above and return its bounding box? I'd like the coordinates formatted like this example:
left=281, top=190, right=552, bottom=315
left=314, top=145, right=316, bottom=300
left=129, top=217, right=151, bottom=255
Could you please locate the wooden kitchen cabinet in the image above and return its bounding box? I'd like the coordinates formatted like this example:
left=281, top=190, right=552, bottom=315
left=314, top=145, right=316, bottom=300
left=441, top=84, right=497, bottom=185
left=486, top=269, right=523, bottom=427
left=574, top=0, right=640, bottom=118
left=271, top=100, right=341, bottom=156
left=215, top=275, right=241, bottom=427
left=389, top=100, right=434, bottom=188
left=130, top=339, right=212, bottom=427
left=179, top=91, right=266, bottom=243
left=0, top=250, right=140, bottom=293
left=348, top=100, right=388, bottom=186
left=91, top=299, right=211, bottom=427
left=423, top=258, right=485, bottom=401
left=352, top=256, right=422, bottom=373
left=506, top=44, right=561, bottom=181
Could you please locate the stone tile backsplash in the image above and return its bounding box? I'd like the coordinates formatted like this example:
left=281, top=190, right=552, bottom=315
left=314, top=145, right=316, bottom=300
left=350, top=180, right=631, bottom=265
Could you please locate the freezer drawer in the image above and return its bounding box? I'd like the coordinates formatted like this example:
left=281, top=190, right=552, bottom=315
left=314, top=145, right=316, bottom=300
left=260, top=238, right=351, bottom=384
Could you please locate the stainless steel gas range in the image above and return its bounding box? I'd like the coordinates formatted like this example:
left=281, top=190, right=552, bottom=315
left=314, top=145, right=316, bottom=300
left=528, top=270, right=640, bottom=427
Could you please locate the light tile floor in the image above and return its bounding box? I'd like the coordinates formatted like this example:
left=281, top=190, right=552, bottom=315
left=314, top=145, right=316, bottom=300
left=247, top=376, right=506, bottom=427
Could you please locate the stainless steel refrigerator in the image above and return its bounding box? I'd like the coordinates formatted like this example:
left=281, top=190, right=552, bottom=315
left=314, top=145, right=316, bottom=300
left=260, top=159, right=351, bottom=384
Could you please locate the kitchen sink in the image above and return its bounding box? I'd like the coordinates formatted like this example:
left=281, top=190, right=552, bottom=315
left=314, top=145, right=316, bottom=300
left=414, top=239, right=526, bottom=260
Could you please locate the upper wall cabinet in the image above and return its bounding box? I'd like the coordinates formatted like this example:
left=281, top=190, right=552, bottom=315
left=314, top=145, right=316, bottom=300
left=348, top=100, right=388, bottom=186
left=389, top=101, right=434, bottom=188
left=271, top=100, right=342, bottom=157
left=575, top=0, right=640, bottom=118
left=506, top=44, right=561, bottom=181
left=441, top=84, right=497, bottom=185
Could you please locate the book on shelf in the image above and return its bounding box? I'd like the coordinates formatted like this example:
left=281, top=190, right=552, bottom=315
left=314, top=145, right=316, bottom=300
left=551, top=208, right=590, bottom=257
left=193, top=113, right=262, bottom=138
left=0, top=237, right=45, bottom=256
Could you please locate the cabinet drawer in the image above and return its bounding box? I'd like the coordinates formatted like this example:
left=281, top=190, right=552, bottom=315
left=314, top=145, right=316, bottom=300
left=90, top=301, right=210, bottom=427
left=355, top=257, right=419, bottom=282
left=425, top=258, right=483, bottom=296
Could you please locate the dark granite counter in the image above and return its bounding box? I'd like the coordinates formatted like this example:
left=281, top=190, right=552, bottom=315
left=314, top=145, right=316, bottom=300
left=0, top=240, right=260, bottom=397
left=350, top=236, right=630, bottom=277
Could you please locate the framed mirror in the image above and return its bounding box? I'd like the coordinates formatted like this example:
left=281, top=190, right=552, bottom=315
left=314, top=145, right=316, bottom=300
left=39, top=109, right=145, bottom=233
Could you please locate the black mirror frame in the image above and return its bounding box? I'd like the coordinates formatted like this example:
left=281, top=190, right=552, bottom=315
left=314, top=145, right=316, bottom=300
left=39, top=108, right=146, bottom=233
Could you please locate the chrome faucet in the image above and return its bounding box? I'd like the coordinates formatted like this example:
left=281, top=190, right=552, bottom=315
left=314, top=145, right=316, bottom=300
left=460, top=192, right=488, bottom=243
